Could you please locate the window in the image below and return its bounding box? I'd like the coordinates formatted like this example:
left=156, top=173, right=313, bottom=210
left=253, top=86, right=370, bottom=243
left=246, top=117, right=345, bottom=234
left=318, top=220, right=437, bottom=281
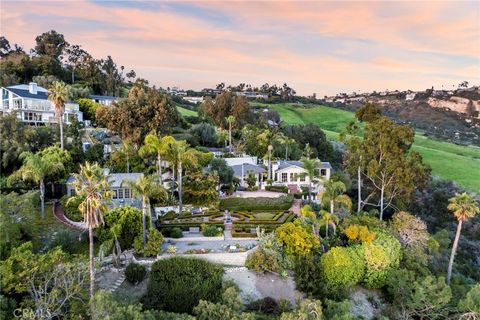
left=321, top=169, right=327, bottom=177
left=117, top=189, right=124, bottom=199
left=281, top=173, right=288, bottom=182
left=124, top=188, right=131, bottom=199
left=24, top=112, right=34, bottom=121
left=24, top=112, right=42, bottom=121
left=112, top=190, right=118, bottom=199
left=300, top=174, right=306, bottom=182
left=290, top=173, right=294, bottom=181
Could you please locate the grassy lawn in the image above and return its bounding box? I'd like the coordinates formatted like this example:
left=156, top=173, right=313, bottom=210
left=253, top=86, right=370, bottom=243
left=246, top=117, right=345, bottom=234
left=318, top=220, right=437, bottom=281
left=29, top=202, right=91, bottom=254
left=252, top=212, right=278, bottom=220
left=254, top=102, right=480, bottom=191
left=177, top=106, right=198, bottom=117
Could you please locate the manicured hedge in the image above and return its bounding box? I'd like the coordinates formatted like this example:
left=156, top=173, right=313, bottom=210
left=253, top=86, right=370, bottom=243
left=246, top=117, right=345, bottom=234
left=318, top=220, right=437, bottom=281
left=219, top=195, right=293, bottom=211
left=265, top=186, right=288, bottom=193
left=125, top=262, right=147, bottom=285
left=142, top=257, right=224, bottom=314
left=232, top=231, right=257, bottom=238
left=158, top=224, right=224, bottom=231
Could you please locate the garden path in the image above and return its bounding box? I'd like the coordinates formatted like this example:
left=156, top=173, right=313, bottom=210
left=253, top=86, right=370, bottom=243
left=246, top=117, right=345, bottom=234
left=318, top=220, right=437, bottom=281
left=290, top=199, right=302, bottom=216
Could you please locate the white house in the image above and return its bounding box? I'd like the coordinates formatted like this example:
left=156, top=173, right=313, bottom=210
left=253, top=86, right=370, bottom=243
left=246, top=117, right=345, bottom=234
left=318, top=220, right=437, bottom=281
left=231, top=163, right=266, bottom=188
left=224, top=156, right=259, bottom=167
left=183, top=96, right=204, bottom=104
left=236, top=92, right=269, bottom=99
left=90, top=94, right=119, bottom=106
left=1, top=83, right=83, bottom=124
left=270, top=160, right=332, bottom=193
left=405, top=92, right=416, bottom=101
left=66, top=170, right=143, bottom=208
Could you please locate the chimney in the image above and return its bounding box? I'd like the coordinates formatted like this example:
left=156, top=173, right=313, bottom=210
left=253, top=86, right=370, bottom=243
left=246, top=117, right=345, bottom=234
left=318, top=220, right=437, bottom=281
left=28, top=82, right=37, bottom=95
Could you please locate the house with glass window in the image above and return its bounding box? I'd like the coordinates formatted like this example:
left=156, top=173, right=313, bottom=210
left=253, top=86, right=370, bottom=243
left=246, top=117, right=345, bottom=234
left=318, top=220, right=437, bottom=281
left=271, top=160, right=332, bottom=193
left=66, top=170, right=143, bottom=208
left=0, top=82, right=83, bottom=124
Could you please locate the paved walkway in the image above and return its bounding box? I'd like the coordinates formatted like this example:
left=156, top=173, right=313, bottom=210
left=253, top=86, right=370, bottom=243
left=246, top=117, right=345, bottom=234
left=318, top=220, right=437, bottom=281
left=163, top=239, right=258, bottom=253
left=290, top=199, right=302, bottom=216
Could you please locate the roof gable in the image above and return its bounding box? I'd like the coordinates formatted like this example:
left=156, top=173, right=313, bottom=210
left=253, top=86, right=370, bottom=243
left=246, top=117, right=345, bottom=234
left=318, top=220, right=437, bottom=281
left=6, top=87, right=49, bottom=100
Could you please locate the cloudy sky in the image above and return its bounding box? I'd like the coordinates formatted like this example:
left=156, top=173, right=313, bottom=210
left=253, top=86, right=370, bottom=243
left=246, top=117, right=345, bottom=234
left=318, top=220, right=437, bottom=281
left=1, top=0, right=479, bottom=95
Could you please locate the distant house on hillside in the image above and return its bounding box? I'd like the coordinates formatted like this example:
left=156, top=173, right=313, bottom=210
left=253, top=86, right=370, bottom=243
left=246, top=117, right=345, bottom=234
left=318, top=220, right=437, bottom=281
left=405, top=92, right=416, bottom=101
left=183, top=96, right=204, bottom=104
left=0, top=82, right=83, bottom=124
left=236, top=92, right=269, bottom=99
left=90, top=94, right=119, bottom=106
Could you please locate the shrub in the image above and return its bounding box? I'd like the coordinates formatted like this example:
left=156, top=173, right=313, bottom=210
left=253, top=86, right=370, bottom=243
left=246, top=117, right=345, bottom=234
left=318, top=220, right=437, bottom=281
left=166, top=245, right=177, bottom=254
left=245, top=248, right=282, bottom=273
left=344, top=224, right=376, bottom=244
left=247, top=297, right=281, bottom=315
left=294, top=255, right=323, bottom=297
left=133, top=235, right=143, bottom=255
left=144, top=228, right=164, bottom=257
left=265, top=186, right=288, bottom=193
left=125, top=262, right=147, bottom=285
left=162, top=211, right=177, bottom=220
left=457, top=283, right=480, bottom=314
left=142, top=257, right=224, bottom=314
left=60, top=195, right=83, bottom=222
left=47, top=230, right=79, bottom=254
left=275, top=221, right=319, bottom=256
left=97, top=207, right=146, bottom=250
left=361, top=231, right=402, bottom=289
left=320, top=246, right=364, bottom=290
left=201, top=224, right=223, bottom=237
left=170, top=227, right=184, bottom=238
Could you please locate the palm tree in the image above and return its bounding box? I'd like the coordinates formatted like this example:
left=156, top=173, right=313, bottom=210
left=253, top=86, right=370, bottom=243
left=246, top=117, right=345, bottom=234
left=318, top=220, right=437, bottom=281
left=139, top=133, right=175, bottom=183
left=300, top=205, right=320, bottom=238
left=446, top=193, right=479, bottom=285
left=320, top=180, right=351, bottom=215
left=319, top=210, right=339, bottom=238
left=126, top=175, right=167, bottom=247
left=118, top=140, right=136, bottom=173
left=226, top=115, right=236, bottom=153
left=68, top=162, right=112, bottom=300
left=48, top=81, right=69, bottom=150
left=283, top=137, right=296, bottom=160
left=166, top=140, right=198, bottom=213
left=14, top=149, right=65, bottom=219
left=300, top=158, right=321, bottom=202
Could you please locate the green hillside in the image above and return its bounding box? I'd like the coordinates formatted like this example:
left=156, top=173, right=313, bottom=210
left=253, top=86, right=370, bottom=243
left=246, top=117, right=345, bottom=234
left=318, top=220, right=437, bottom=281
left=259, top=103, right=480, bottom=191
left=177, top=106, right=198, bottom=117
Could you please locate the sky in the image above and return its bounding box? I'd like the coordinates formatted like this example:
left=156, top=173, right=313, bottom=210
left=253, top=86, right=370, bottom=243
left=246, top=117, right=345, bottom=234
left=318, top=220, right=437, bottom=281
left=1, top=0, right=479, bottom=96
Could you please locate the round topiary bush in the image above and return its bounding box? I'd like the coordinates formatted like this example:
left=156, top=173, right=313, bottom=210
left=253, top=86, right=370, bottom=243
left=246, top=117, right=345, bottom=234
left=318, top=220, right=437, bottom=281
left=142, top=257, right=224, bottom=314
left=125, top=262, right=147, bottom=285
left=170, top=227, right=184, bottom=238
left=320, top=246, right=364, bottom=290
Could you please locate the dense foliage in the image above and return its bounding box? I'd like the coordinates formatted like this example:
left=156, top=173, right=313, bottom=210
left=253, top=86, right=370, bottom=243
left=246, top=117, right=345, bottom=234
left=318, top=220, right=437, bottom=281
left=142, top=257, right=224, bottom=314
left=125, top=262, right=147, bottom=285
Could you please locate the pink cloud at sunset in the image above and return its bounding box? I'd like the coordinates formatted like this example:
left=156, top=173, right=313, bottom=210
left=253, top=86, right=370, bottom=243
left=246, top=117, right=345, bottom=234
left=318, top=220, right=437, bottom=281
left=1, top=0, right=479, bottom=95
